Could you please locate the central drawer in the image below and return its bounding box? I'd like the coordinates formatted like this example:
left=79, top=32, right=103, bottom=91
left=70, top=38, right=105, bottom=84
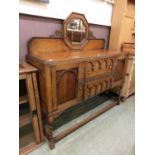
left=84, top=58, right=114, bottom=78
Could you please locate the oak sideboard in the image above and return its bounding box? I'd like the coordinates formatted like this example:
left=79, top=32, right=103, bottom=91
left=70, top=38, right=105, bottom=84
left=26, top=12, right=128, bottom=149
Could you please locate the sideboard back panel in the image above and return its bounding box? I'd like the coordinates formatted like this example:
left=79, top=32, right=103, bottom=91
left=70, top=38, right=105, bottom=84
left=28, top=38, right=105, bottom=56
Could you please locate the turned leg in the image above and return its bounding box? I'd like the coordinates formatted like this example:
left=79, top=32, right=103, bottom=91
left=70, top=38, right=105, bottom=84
left=117, top=95, right=121, bottom=105
left=47, top=124, right=55, bottom=149
left=44, top=116, right=55, bottom=149
left=117, top=87, right=122, bottom=105
left=121, top=96, right=127, bottom=102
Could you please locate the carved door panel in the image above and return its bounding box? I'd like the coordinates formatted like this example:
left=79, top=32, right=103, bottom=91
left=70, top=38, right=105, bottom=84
left=129, top=62, right=135, bottom=94
left=53, top=63, right=83, bottom=110
left=112, top=56, right=126, bottom=87
left=121, top=55, right=135, bottom=97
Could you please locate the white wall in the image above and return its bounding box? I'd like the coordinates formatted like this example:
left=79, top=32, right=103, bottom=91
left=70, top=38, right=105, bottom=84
left=19, top=0, right=113, bottom=26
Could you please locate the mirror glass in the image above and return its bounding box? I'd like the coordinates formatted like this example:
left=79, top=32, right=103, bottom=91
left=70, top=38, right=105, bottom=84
left=67, top=18, right=86, bottom=45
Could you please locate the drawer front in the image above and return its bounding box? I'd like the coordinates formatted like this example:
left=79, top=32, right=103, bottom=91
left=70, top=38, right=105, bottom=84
left=84, top=77, right=112, bottom=100
left=84, top=58, right=114, bottom=78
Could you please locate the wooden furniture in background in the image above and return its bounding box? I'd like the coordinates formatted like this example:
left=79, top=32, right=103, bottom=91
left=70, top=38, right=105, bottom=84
left=108, top=0, right=135, bottom=99
left=26, top=12, right=127, bottom=149
left=121, top=43, right=135, bottom=100
left=109, top=0, right=135, bottom=51
left=19, top=62, right=44, bottom=154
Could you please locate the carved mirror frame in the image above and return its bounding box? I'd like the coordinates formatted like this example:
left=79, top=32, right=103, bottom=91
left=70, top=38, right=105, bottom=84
left=63, top=12, right=89, bottom=50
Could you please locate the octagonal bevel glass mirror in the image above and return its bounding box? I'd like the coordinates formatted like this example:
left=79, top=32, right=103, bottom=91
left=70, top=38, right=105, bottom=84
left=64, top=12, right=89, bottom=50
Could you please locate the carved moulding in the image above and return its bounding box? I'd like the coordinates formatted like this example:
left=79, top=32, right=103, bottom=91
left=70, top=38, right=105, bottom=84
left=85, top=58, right=113, bottom=76
left=84, top=78, right=112, bottom=100
left=50, top=30, right=63, bottom=38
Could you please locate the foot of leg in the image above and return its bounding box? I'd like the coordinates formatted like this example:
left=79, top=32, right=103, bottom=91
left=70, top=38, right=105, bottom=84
left=47, top=124, right=55, bottom=149
left=121, top=97, right=127, bottom=102
left=48, top=139, right=55, bottom=149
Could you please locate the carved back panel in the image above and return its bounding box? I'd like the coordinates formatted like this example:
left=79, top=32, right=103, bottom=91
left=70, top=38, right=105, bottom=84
left=83, top=39, right=105, bottom=50
left=28, top=38, right=70, bottom=55
left=28, top=38, right=105, bottom=56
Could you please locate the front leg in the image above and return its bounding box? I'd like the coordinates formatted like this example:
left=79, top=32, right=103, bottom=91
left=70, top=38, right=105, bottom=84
left=117, top=86, right=122, bottom=105
left=44, top=116, right=55, bottom=149
left=47, top=124, right=55, bottom=149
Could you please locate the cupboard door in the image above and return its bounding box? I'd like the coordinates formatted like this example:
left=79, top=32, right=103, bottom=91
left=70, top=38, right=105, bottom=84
left=54, top=63, right=83, bottom=109
left=56, top=68, right=78, bottom=104
left=128, top=61, right=135, bottom=94
left=112, top=57, right=126, bottom=87
left=120, top=55, right=135, bottom=98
